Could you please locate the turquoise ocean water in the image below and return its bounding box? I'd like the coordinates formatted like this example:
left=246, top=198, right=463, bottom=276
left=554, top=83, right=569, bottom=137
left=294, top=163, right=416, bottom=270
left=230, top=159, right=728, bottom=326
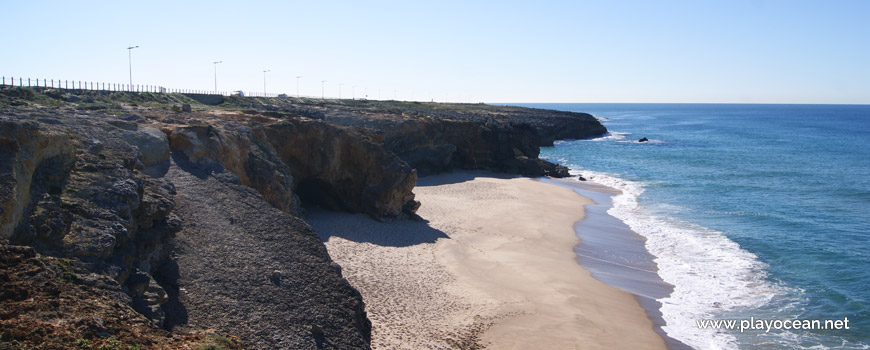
left=513, top=104, right=869, bottom=349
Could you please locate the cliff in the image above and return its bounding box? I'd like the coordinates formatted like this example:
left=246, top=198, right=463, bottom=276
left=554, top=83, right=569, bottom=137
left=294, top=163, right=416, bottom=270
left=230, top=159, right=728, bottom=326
left=235, top=98, right=607, bottom=177
left=0, top=86, right=606, bottom=349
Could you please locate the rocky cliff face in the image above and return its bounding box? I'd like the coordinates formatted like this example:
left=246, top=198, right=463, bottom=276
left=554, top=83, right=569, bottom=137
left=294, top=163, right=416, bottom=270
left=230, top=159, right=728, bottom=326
left=264, top=118, right=419, bottom=218
left=163, top=113, right=419, bottom=219
left=211, top=97, right=607, bottom=178
left=325, top=113, right=576, bottom=177
left=0, top=119, right=75, bottom=240
left=2, top=112, right=189, bottom=328
left=1, top=87, right=608, bottom=349
left=0, top=97, right=383, bottom=348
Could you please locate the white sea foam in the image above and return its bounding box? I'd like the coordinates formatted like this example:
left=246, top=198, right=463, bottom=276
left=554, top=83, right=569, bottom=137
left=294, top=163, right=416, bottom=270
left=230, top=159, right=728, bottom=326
left=582, top=131, right=631, bottom=142
left=569, top=168, right=782, bottom=350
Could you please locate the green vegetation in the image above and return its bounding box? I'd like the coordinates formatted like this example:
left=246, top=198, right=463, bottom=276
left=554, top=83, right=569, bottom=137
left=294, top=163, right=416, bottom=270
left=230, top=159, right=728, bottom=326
left=196, top=334, right=241, bottom=350
left=97, top=337, right=121, bottom=350
left=55, top=258, right=80, bottom=283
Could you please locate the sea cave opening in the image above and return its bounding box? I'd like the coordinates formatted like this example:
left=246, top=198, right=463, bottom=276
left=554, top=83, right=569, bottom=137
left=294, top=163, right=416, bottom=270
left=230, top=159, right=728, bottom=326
left=295, top=178, right=347, bottom=212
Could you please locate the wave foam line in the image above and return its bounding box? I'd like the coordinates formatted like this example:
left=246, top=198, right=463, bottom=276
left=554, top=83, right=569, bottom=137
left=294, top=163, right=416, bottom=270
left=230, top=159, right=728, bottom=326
left=573, top=169, right=781, bottom=350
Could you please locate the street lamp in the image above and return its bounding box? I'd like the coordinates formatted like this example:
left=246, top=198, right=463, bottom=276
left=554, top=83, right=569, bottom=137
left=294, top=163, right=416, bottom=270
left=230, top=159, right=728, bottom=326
left=352, top=85, right=356, bottom=100
left=296, top=75, right=302, bottom=98
left=321, top=80, right=326, bottom=99
left=127, top=45, right=139, bottom=87
left=213, top=61, right=222, bottom=92
left=338, top=83, right=343, bottom=99
left=263, top=70, right=270, bottom=97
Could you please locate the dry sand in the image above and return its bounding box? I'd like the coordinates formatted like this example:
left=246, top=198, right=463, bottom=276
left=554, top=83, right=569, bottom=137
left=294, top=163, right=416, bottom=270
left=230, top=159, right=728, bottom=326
left=307, top=172, right=667, bottom=350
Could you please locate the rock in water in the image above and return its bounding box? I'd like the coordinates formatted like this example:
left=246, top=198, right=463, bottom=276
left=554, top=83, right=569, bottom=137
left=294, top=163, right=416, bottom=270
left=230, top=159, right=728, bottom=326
left=639, top=137, right=649, bottom=142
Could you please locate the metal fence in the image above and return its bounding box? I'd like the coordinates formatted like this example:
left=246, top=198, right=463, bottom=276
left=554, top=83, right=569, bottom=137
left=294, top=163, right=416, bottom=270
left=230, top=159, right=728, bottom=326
left=0, top=75, right=293, bottom=98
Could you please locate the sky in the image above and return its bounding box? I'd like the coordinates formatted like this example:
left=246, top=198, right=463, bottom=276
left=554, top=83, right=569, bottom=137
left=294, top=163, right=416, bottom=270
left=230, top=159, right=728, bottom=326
left=2, top=0, right=869, bottom=104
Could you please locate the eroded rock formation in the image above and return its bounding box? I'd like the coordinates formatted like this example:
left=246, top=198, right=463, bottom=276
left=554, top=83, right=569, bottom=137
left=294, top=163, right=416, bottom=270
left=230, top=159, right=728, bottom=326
left=0, top=87, right=608, bottom=349
left=264, top=118, right=419, bottom=218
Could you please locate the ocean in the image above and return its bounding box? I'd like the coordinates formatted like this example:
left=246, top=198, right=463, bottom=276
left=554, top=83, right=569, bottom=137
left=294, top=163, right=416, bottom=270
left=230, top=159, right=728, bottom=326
left=512, top=104, right=870, bottom=349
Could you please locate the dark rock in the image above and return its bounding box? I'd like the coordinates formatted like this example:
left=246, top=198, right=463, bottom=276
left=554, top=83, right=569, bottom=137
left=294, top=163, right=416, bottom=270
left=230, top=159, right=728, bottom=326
left=320, top=103, right=605, bottom=178
left=639, top=137, right=649, bottom=142
left=161, top=160, right=372, bottom=348
left=181, top=103, right=191, bottom=112
left=270, top=270, right=283, bottom=285
left=265, top=118, right=419, bottom=219
left=1, top=115, right=186, bottom=330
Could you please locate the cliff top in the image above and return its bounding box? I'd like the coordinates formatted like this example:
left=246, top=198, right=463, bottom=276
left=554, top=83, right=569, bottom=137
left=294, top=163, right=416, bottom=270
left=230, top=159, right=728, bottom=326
left=0, top=86, right=600, bottom=132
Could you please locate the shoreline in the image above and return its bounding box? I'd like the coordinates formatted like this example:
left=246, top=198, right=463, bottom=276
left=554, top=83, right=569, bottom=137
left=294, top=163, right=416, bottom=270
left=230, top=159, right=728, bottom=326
left=308, top=171, right=667, bottom=349
left=542, top=177, right=691, bottom=350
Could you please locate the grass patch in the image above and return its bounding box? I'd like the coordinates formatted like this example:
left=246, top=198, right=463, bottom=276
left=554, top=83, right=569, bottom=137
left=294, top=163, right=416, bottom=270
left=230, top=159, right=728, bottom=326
left=196, top=334, right=241, bottom=350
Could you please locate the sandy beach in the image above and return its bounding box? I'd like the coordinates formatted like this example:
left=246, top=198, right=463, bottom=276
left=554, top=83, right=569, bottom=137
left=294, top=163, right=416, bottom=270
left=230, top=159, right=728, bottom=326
left=308, top=172, right=666, bottom=349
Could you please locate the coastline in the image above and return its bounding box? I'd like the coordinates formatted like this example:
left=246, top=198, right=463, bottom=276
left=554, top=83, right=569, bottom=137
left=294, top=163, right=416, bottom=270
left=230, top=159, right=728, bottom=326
left=308, top=171, right=666, bottom=349
left=542, top=177, right=692, bottom=350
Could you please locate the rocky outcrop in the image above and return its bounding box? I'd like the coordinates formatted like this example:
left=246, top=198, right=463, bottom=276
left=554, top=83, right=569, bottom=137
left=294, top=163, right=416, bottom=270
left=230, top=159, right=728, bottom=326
left=166, top=122, right=302, bottom=216
left=1, top=115, right=182, bottom=326
left=327, top=115, right=570, bottom=177
left=0, top=242, right=242, bottom=350
left=161, top=159, right=372, bottom=348
left=264, top=118, right=419, bottom=218
left=0, top=118, right=75, bottom=240
left=0, top=106, right=378, bottom=348
left=166, top=116, right=419, bottom=219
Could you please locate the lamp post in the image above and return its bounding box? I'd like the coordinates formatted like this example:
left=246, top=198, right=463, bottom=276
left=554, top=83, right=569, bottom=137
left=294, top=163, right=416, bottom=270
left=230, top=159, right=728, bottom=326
left=352, top=85, right=356, bottom=100
left=263, top=70, right=270, bottom=97
left=213, top=61, right=222, bottom=92
left=127, top=45, right=139, bottom=87
left=296, top=75, right=302, bottom=98
left=321, top=80, right=326, bottom=99
left=338, top=83, right=343, bottom=99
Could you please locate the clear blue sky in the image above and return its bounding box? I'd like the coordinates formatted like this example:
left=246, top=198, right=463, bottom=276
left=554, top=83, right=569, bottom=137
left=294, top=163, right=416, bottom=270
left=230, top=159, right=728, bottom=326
left=3, top=0, right=869, bottom=103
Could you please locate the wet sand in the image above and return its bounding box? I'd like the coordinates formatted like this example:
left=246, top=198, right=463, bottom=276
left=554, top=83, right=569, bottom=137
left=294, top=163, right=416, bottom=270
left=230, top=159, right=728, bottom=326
left=308, top=172, right=667, bottom=349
